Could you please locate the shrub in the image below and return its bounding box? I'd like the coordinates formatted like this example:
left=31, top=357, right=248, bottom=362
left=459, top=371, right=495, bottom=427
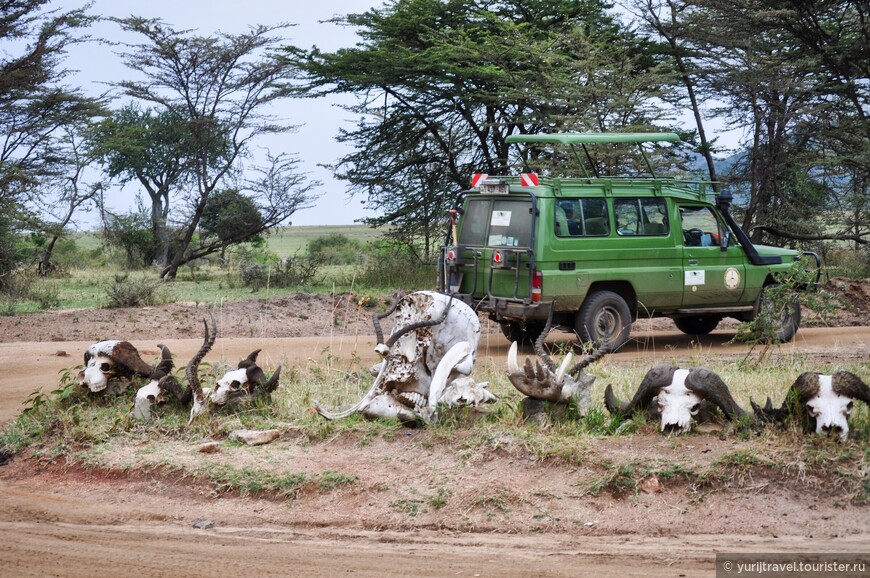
left=238, top=252, right=323, bottom=291
left=355, top=241, right=435, bottom=290
left=28, top=281, right=61, bottom=310
left=307, top=234, right=363, bottom=266
left=104, top=274, right=165, bottom=307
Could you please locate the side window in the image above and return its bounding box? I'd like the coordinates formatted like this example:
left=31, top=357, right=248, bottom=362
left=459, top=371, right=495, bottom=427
left=458, top=199, right=491, bottom=246
left=679, top=206, right=726, bottom=247
left=614, top=198, right=669, bottom=236
left=554, top=198, right=609, bottom=237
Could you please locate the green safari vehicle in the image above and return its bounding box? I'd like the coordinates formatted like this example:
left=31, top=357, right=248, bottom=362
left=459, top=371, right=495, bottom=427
left=437, top=132, right=819, bottom=351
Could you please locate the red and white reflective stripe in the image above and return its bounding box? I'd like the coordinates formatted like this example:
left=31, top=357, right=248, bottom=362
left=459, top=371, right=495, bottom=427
left=520, top=172, right=539, bottom=187
left=471, top=173, right=489, bottom=188
left=531, top=271, right=542, bottom=302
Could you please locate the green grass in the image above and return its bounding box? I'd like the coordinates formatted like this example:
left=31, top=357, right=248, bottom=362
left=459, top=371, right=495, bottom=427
left=6, top=226, right=395, bottom=313
left=3, top=349, right=867, bottom=505
left=263, top=225, right=382, bottom=258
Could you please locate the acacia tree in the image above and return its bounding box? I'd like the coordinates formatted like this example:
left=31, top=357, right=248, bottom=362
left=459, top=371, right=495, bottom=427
left=0, top=0, right=101, bottom=285
left=624, top=0, right=869, bottom=247
left=111, top=18, right=317, bottom=279
left=90, top=104, right=202, bottom=266
left=289, top=0, right=671, bottom=254
left=185, top=152, right=318, bottom=265
left=26, top=124, right=103, bottom=276
left=621, top=0, right=720, bottom=187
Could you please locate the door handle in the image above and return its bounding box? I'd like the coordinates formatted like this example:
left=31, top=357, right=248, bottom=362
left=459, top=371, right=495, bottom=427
left=688, top=259, right=698, bottom=265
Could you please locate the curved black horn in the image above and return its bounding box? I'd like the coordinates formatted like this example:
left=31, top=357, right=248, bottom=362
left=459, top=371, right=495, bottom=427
left=684, top=368, right=746, bottom=421
left=781, top=373, right=821, bottom=412
left=239, top=349, right=262, bottom=369
left=833, top=371, right=870, bottom=405
left=372, top=290, right=405, bottom=345
left=533, top=302, right=557, bottom=372
left=185, top=311, right=217, bottom=404
left=110, top=341, right=157, bottom=377
left=604, top=383, right=628, bottom=415
left=246, top=365, right=268, bottom=390
left=150, top=344, right=175, bottom=379
left=265, top=365, right=281, bottom=393
left=384, top=294, right=455, bottom=349
left=566, top=343, right=609, bottom=378
left=607, top=365, right=679, bottom=416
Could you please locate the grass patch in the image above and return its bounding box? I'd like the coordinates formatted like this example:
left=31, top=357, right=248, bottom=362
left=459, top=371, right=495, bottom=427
left=1, top=349, right=868, bottom=506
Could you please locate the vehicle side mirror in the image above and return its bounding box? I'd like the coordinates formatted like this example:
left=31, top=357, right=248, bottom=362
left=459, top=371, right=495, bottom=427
left=720, top=231, right=731, bottom=251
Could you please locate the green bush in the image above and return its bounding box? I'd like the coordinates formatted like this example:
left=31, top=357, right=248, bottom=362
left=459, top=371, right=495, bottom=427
left=238, top=252, right=323, bottom=291
left=307, top=234, right=363, bottom=266
left=104, top=274, right=165, bottom=307
left=355, top=241, right=435, bottom=290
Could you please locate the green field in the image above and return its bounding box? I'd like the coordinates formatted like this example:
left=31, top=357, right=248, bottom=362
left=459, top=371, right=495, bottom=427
left=72, top=224, right=383, bottom=259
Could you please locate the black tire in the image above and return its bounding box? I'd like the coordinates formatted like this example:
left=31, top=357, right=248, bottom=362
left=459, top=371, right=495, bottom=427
left=673, top=315, right=721, bottom=335
left=500, top=321, right=545, bottom=346
left=575, top=290, right=632, bottom=351
left=756, top=284, right=801, bottom=343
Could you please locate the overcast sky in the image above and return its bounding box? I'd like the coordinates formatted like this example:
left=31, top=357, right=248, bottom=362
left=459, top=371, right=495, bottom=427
left=56, top=0, right=382, bottom=227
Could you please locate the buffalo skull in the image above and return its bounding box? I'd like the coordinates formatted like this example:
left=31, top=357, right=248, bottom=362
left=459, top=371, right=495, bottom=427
left=752, top=371, right=870, bottom=441
left=313, top=291, right=495, bottom=424
left=605, top=366, right=746, bottom=434
left=78, top=340, right=158, bottom=393
left=188, top=346, right=281, bottom=422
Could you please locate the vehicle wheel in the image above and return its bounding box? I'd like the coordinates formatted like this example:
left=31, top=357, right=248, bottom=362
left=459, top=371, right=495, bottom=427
left=500, top=321, right=545, bottom=346
left=755, top=284, right=801, bottom=343
left=575, top=291, right=632, bottom=351
left=673, top=315, right=721, bottom=335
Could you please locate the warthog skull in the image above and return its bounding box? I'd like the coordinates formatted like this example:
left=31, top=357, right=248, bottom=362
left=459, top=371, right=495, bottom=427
left=78, top=340, right=157, bottom=393
left=752, top=371, right=870, bottom=441
left=605, top=366, right=746, bottom=434
left=506, top=309, right=608, bottom=417
left=314, top=291, right=495, bottom=424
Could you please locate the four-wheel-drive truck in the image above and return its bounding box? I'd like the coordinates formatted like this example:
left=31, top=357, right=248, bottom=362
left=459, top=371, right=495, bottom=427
left=437, top=132, right=820, bottom=351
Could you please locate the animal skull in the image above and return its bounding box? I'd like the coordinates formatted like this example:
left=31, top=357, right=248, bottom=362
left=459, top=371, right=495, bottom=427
left=605, top=366, right=746, bottom=434
left=189, top=348, right=281, bottom=422
left=752, top=371, right=870, bottom=441
left=313, top=291, right=494, bottom=424
left=78, top=340, right=157, bottom=393
left=654, top=370, right=702, bottom=434
left=131, top=314, right=217, bottom=420
left=505, top=309, right=607, bottom=417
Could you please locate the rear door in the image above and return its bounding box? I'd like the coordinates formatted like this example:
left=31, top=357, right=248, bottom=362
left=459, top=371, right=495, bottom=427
left=456, top=196, right=534, bottom=299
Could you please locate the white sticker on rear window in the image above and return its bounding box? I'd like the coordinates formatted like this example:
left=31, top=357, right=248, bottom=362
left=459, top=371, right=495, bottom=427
left=490, top=210, right=511, bottom=227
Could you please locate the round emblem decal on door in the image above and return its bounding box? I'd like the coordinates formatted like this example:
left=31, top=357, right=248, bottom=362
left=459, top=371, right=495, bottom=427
left=724, top=267, right=740, bottom=290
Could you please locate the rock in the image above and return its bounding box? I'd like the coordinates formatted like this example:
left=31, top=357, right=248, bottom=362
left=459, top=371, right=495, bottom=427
left=192, top=519, right=215, bottom=529
left=229, top=429, right=281, bottom=446
left=198, top=441, right=222, bottom=453
left=641, top=475, right=662, bottom=494
left=55, top=350, right=69, bottom=357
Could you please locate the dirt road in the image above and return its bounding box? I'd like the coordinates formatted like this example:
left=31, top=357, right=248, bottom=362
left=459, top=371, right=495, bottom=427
left=1, top=326, right=868, bottom=577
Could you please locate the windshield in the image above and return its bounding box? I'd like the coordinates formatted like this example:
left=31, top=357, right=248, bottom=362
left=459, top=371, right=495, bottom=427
left=458, top=198, right=533, bottom=247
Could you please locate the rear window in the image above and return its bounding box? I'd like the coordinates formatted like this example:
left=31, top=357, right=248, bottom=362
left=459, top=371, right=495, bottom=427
left=458, top=198, right=532, bottom=247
